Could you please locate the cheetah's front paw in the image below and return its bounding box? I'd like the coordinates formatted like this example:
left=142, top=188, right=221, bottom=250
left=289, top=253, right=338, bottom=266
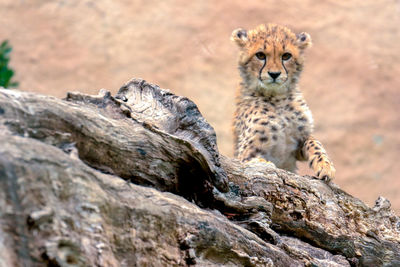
left=310, top=154, right=336, bottom=181
left=245, top=157, right=276, bottom=167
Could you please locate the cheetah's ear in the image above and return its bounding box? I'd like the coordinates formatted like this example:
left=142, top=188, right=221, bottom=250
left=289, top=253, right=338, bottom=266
left=231, top=28, right=248, bottom=47
left=296, top=32, right=312, bottom=50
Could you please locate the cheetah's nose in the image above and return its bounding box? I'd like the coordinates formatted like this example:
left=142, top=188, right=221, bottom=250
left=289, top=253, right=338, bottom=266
left=268, top=72, right=281, bottom=80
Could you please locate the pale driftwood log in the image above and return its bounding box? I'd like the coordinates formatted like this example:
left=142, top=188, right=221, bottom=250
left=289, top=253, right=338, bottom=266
left=0, top=79, right=399, bottom=266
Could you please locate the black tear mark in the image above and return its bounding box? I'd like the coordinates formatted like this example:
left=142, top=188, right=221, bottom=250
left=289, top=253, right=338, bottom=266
left=259, top=59, right=267, bottom=80
left=0, top=106, right=4, bottom=115
left=282, top=59, right=288, bottom=76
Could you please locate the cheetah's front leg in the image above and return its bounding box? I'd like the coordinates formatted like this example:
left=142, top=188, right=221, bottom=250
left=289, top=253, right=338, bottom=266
left=298, top=136, right=336, bottom=180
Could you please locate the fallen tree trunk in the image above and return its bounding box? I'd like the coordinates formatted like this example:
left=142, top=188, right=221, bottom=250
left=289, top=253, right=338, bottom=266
left=0, top=79, right=399, bottom=266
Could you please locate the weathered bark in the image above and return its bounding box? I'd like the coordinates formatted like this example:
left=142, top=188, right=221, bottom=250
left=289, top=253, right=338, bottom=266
left=0, top=79, right=399, bottom=266
left=219, top=157, right=400, bottom=266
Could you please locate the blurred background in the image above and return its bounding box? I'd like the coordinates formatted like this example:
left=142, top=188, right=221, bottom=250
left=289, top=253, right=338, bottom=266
left=1, top=0, right=399, bottom=213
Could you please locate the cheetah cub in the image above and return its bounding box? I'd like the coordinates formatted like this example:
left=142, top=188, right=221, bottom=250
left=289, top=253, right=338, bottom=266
left=231, top=23, right=335, bottom=180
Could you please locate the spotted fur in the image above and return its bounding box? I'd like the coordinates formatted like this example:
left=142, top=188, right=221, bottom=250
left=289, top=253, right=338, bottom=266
left=232, top=24, right=335, bottom=180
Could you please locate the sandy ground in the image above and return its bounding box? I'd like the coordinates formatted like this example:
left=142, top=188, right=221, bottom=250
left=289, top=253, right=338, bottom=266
left=1, top=0, right=400, bottom=212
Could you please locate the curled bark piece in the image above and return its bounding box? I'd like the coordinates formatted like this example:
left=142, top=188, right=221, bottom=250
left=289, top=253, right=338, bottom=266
left=115, top=78, right=228, bottom=192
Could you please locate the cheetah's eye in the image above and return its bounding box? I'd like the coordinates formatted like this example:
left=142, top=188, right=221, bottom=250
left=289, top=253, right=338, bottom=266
left=255, top=52, right=266, bottom=60
left=282, top=53, right=292, bottom=61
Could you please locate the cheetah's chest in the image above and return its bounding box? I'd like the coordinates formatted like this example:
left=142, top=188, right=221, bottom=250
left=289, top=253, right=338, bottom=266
left=236, top=96, right=313, bottom=170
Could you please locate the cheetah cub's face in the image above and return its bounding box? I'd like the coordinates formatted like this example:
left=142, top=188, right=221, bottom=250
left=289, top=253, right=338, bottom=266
left=231, top=24, right=312, bottom=96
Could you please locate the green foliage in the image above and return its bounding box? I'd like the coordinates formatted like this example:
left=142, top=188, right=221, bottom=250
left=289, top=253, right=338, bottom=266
left=0, top=40, right=18, bottom=88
